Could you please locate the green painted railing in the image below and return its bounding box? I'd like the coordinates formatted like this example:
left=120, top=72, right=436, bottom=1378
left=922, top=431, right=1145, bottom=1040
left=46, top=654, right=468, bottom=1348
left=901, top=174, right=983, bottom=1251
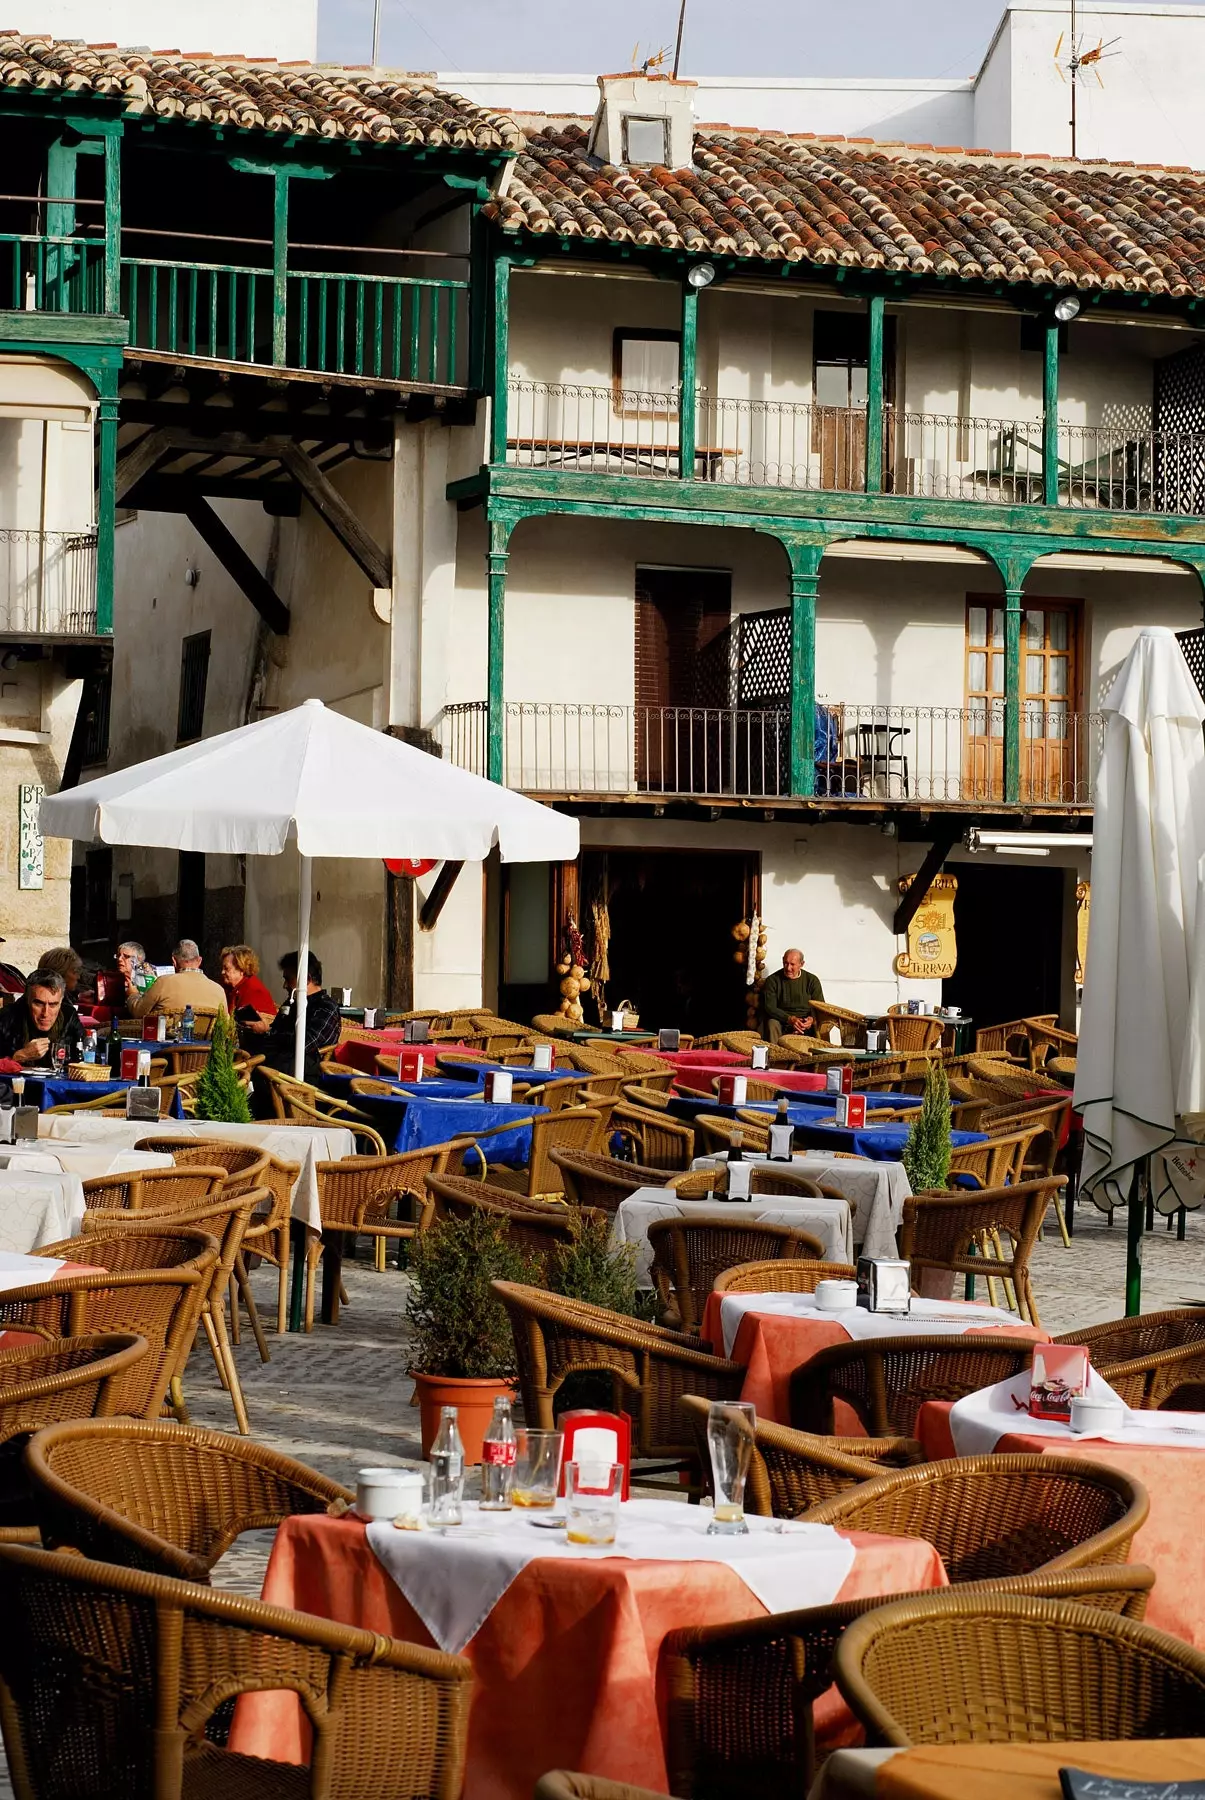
left=0, top=233, right=106, bottom=314
left=121, top=257, right=468, bottom=387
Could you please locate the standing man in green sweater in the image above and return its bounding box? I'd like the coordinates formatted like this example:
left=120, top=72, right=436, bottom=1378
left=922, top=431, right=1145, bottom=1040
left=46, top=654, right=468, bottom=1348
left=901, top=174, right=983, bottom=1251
left=759, top=947, right=825, bottom=1042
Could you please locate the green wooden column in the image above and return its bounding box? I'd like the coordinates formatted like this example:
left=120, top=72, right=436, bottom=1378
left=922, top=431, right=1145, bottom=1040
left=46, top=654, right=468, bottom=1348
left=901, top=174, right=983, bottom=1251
left=95, top=365, right=120, bottom=636
left=1004, top=584, right=1024, bottom=802
left=490, top=255, right=511, bottom=467
left=272, top=171, right=290, bottom=367
left=103, top=131, right=121, bottom=315
left=785, top=539, right=826, bottom=798
left=486, top=514, right=511, bottom=783
left=679, top=282, right=698, bottom=481
left=45, top=135, right=78, bottom=305
left=865, top=293, right=885, bottom=494
left=1043, top=321, right=1060, bottom=508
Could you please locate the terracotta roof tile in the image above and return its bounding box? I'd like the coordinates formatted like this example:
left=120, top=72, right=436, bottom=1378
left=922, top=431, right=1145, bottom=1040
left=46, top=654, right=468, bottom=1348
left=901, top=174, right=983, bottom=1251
left=0, top=31, right=523, bottom=152
left=488, top=120, right=1205, bottom=296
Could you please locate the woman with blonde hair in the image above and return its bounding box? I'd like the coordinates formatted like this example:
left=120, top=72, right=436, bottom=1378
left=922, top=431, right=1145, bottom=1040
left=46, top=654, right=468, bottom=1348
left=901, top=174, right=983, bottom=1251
left=220, top=944, right=278, bottom=1023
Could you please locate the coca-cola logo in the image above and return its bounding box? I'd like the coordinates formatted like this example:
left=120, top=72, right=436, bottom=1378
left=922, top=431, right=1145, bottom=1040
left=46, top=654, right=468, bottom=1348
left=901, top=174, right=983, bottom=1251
left=482, top=1442, right=516, bottom=1465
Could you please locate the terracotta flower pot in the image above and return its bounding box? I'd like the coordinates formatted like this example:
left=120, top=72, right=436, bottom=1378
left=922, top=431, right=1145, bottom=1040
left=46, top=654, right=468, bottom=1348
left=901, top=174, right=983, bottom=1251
left=411, top=1370, right=516, bottom=1463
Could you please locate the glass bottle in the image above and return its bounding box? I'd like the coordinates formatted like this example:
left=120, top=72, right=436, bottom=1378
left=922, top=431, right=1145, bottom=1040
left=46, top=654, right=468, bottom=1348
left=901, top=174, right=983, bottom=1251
left=769, top=1094, right=794, bottom=1162
left=728, top=1128, right=744, bottom=1163
left=181, top=1006, right=195, bottom=1043
left=107, top=1021, right=123, bottom=1075
left=479, top=1395, right=516, bottom=1510
left=428, top=1406, right=465, bottom=1525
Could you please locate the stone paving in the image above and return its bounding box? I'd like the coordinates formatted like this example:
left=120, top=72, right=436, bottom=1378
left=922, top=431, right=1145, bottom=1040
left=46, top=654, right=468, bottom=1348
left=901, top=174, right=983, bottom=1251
left=1, top=1200, right=1203, bottom=1795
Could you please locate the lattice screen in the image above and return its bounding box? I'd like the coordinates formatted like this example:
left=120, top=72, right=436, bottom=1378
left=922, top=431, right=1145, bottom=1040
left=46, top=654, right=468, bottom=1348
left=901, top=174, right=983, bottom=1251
left=1154, top=344, right=1205, bottom=513
left=737, top=608, right=791, bottom=708
left=1177, top=627, right=1205, bottom=700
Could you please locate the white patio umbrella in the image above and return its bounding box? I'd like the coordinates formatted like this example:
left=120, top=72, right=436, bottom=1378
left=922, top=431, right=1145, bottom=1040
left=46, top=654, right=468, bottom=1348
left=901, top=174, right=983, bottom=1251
left=39, top=697, right=579, bottom=1079
left=1074, top=627, right=1205, bottom=1311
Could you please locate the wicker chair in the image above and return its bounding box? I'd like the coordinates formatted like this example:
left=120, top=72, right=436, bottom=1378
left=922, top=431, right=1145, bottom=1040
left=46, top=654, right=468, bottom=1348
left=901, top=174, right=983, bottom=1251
left=945, top=1125, right=1054, bottom=1193
left=0, top=1540, right=473, bottom=1800
left=80, top=1165, right=228, bottom=1213
left=694, top=1114, right=771, bottom=1157
left=647, top=1220, right=826, bottom=1335
left=855, top=1056, right=922, bottom=1093
left=1054, top=1309, right=1205, bottom=1409
left=27, top=1416, right=353, bottom=1581
left=421, top=1175, right=603, bottom=1270
left=531, top=1012, right=579, bottom=1038
left=804, top=1453, right=1148, bottom=1581
left=492, top=1280, right=746, bottom=1470
left=547, top=1150, right=674, bottom=1214
left=670, top=1167, right=833, bottom=1201
left=717, top=1032, right=801, bottom=1068
left=619, top=1083, right=671, bottom=1111
left=809, top=1003, right=868, bottom=1048
left=832, top=1589, right=1205, bottom=1748
left=135, top=1143, right=278, bottom=1348
left=461, top=1107, right=604, bottom=1199
left=612, top=1052, right=677, bottom=1091
left=885, top=1014, right=944, bottom=1054
left=19, top=1230, right=218, bottom=1422
left=899, top=1177, right=1062, bottom=1325
left=0, top=1334, right=148, bottom=1540
left=304, top=1149, right=453, bottom=1332
left=680, top=1394, right=923, bottom=1519
left=609, top=1104, right=696, bottom=1171
left=789, top=1334, right=1036, bottom=1438
left=536, top=1775, right=676, bottom=1800
left=712, top=1259, right=857, bottom=1296
left=257, top=1066, right=388, bottom=1154
left=662, top=1568, right=1158, bottom=1798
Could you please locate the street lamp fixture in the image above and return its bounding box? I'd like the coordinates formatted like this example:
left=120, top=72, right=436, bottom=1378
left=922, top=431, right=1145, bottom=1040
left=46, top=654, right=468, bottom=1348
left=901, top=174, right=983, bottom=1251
left=687, top=262, right=716, bottom=289
left=1053, top=295, right=1081, bottom=323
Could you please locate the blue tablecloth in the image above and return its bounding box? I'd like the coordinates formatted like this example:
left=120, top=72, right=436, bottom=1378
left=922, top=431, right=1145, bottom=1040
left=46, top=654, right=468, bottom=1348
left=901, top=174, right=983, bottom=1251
left=790, top=1121, right=987, bottom=1161
left=762, top=1089, right=922, bottom=1112
left=22, top=1077, right=185, bottom=1117
left=348, top=1089, right=547, bottom=1164
left=435, top=1056, right=579, bottom=1085
left=668, top=1094, right=920, bottom=1127
left=321, top=1069, right=484, bottom=1105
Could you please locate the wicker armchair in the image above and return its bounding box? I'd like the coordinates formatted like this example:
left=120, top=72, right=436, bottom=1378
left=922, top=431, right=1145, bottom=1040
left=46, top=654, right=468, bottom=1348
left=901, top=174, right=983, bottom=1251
left=694, top=1114, right=771, bottom=1157
left=80, top=1165, right=227, bottom=1213
left=662, top=1568, right=1158, bottom=1797
left=946, top=1126, right=1054, bottom=1193
left=257, top=1066, right=388, bottom=1155
left=648, top=1220, right=826, bottom=1335
left=20, top=1229, right=218, bottom=1421
left=680, top=1394, right=923, bottom=1519
left=670, top=1167, right=832, bottom=1200
left=531, top=1012, right=579, bottom=1038
left=304, top=1149, right=452, bottom=1331
left=712, top=1259, right=857, bottom=1295
left=0, top=1334, right=148, bottom=1539
left=27, top=1416, right=353, bottom=1581
left=789, top=1334, right=1036, bottom=1438
left=609, top=1104, right=696, bottom=1171
left=718, top=1033, right=801, bottom=1068
left=1054, top=1308, right=1205, bottom=1409
left=899, top=1177, right=1061, bottom=1325
left=885, top=1014, right=944, bottom=1054
left=492, top=1280, right=746, bottom=1468
left=547, top=1150, right=673, bottom=1214
left=463, top=1107, right=604, bottom=1199
left=832, top=1589, right=1205, bottom=1748
left=619, top=1083, right=671, bottom=1111
left=421, top=1175, right=603, bottom=1270
left=0, top=1540, right=473, bottom=1800
left=613, top=1052, right=677, bottom=1090
left=809, top=1002, right=867, bottom=1048
left=803, top=1453, right=1148, bottom=1582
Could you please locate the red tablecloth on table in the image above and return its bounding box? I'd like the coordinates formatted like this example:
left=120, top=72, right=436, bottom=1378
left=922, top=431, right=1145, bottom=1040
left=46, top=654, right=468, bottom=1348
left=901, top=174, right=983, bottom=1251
left=0, top=1261, right=107, bottom=1348
left=228, top=1516, right=946, bottom=1799
left=701, top=1295, right=1044, bottom=1430
left=332, top=1036, right=470, bottom=1073
left=916, top=1401, right=1205, bottom=1647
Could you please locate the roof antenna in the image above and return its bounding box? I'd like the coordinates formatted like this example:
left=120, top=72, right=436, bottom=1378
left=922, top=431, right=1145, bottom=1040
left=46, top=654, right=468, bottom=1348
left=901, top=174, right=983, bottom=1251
left=1053, top=0, right=1119, bottom=158
left=672, top=0, right=688, bottom=77
left=372, top=0, right=383, bottom=66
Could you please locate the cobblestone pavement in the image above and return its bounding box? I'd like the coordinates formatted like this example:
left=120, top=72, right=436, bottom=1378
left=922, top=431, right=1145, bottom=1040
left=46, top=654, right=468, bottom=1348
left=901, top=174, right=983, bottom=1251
left=2, top=1202, right=1202, bottom=1795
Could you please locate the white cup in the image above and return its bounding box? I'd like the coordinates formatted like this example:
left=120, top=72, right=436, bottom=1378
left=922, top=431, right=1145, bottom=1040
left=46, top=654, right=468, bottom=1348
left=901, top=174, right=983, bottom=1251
left=945, top=1005, right=961, bottom=1018
left=356, top=1467, right=424, bottom=1521
left=814, top=1279, right=858, bottom=1312
left=1069, top=1396, right=1126, bottom=1436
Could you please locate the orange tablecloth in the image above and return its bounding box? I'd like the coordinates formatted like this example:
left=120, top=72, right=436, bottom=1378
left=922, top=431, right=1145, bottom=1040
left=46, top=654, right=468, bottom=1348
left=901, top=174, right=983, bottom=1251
left=875, top=1738, right=1205, bottom=1800
left=701, top=1294, right=1043, bottom=1430
left=0, top=1259, right=106, bottom=1348
left=915, top=1397, right=1205, bottom=1648
left=229, top=1515, right=946, bottom=1799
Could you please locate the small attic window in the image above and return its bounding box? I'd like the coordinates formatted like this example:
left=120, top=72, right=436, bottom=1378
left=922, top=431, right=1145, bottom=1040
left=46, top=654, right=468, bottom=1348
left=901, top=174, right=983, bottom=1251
left=622, top=114, right=670, bottom=165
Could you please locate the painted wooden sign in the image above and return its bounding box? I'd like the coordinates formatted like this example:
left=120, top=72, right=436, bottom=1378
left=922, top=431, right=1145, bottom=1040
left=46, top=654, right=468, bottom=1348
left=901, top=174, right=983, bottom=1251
left=893, top=871, right=957, bottom=979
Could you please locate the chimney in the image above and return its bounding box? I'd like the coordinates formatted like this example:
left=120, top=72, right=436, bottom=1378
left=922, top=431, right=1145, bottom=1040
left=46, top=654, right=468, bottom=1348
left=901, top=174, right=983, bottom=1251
left=589, top=72, right=696, bottom=169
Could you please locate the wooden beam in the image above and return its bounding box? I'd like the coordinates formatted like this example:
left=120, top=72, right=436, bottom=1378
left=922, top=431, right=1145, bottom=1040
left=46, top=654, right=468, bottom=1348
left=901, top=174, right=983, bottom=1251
left=386, top=871, right=415, bottom=1010
left=182, top=497, right=291, bottom=636
left=419, top=861, right=464, bottom=932
left=128, top=476, right=301, bottom=515
left=115, top=428, right=173, bottom=501
left=277, top=441, right=392, bottom=588
left=893, top=829, right=961, bottom=937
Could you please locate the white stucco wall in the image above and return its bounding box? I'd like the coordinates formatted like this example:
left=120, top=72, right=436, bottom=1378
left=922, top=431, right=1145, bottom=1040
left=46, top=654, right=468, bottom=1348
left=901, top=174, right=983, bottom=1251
left=5, top=0, right=318, bottom=58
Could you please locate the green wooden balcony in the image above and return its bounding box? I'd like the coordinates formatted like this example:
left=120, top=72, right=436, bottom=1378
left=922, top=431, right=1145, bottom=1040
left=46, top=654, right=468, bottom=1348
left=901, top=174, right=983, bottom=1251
left=0, top=233, right=106, bottom=314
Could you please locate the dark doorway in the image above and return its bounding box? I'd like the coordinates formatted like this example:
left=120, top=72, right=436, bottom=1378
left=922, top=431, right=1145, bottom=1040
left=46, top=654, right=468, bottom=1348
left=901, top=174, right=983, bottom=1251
left=177, top=851, right=206, bottom=948
left=582, top=848, right=758, bottom=1036
left=634, top=565, right=731, bottom=791
left=942, top=862, right=1065, bottom=1029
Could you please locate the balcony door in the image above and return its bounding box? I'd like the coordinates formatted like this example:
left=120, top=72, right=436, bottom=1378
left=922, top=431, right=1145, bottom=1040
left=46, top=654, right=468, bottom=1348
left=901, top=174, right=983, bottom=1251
left=812, top=311, right=896, bottom=492
left=635, top=567, right=731, bottom=792
left=964, top=598, right=1081, bottom=802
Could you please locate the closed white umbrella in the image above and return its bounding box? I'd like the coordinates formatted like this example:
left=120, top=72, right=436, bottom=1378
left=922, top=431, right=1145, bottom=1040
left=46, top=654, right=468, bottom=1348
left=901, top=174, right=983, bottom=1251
left=40, top=698, right=579, bottom=1078
left=1074, top=627, right=1205, bottom=1310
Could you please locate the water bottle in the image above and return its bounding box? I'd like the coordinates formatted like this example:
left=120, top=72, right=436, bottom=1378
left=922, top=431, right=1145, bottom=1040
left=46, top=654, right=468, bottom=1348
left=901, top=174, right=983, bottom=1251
left=181, top=1006, right=195, bottom=1043
left=428, top=1407, right=464, bottom=1525
left=479, top=1396, right=516, bottom=1510
left=82, top=1030, right=97, bottom=1065
left=769, top=1094, right=794, bottom=1162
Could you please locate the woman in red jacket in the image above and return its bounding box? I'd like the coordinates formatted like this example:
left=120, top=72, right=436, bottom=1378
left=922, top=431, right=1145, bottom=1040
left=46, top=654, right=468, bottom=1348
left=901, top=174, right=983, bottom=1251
left=220, top=944, right=278, bottom=1025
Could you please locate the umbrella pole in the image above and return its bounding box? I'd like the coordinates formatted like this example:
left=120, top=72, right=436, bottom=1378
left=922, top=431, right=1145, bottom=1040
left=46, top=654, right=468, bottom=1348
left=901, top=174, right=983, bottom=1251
left=294, top=851, right=312, bottom=1083
left=1125, top=1158, right=1145, bottom=1317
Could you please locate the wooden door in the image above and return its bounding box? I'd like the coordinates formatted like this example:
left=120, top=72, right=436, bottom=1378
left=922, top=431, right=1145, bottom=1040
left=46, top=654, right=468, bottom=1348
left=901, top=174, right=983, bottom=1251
left=635, top=568, right=731, bottom=791
left=964, top=599, right=1080, bottom=803
left=812, top=312, right=895, bottom=492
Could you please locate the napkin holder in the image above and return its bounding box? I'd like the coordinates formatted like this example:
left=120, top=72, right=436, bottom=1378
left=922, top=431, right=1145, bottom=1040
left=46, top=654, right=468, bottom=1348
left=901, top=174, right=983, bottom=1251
left=825, top=1065, right=854, bottom=1094
left=1029, top=1343, right=1088, bottom=1422
left=657, top=1028, right=681, bottom=1052
left=857, top=1256, right=912, bottom=1314
left=402, top=1019, right=430, bottom=1044
left=558, top=1410, right=630, bottom=1500
left=0, top=1106, right=37, bottom=1144
left=717, top=1074, right=747, bottom=1106
left=397, top=1047, right=425, bottom=1082
left=363, top=1008, right=381, bottom=1030
left=724, top=1159, right=753, bottom=1201
left=484, top=1070, right=513, bottom=1104
left=125, top=1086, right=161, bottom=1122
left=835, top=1093, right=867, bottom=1129
left=750, top=1042, right=769, bottom=1069
left=865, top=1028, right=887, bottom=1053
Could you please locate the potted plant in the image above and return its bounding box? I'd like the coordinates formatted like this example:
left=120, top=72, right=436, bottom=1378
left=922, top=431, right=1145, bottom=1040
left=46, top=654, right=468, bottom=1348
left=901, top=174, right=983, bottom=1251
left=901, top=1057, right=953, bottom=1194
left=406, top=1209, right=533, bottom=1461
left=548, top=1212, right=639, bottom=1316
left=192, top=1007, right=252, bottom=1124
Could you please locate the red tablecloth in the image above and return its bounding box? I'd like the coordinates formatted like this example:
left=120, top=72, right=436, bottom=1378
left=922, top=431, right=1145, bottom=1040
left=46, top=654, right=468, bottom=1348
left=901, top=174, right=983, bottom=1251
left=228, top=1516, right=946, bottom=1799
left=0, top=1260, right=107, bottom=1348
left=701, top=1295, right=1044, bottom=1430
left=916, top=1401, right=1205, bottom=1647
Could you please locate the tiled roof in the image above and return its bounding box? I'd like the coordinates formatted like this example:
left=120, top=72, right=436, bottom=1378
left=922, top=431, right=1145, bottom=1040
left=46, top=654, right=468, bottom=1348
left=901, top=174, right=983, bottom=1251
left=0, top=32, right=523, bottom=151
left=489, top=120, right=1205, bottom=296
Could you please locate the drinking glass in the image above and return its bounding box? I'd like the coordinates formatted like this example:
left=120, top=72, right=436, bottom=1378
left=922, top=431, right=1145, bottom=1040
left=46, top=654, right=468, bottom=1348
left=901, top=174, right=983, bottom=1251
left=565, top=1461, right=623, bottom=1545
left=706, top=1401, right=756, bottom=1536
left=511, top=1429, right=564, bottom=1508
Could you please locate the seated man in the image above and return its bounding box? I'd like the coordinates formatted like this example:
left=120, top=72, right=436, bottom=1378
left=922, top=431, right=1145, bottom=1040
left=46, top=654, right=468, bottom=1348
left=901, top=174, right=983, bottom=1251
left=126, top=939, right=227, bottom=1020
left=246, top=950, right=342, bottom=1112
left=759, top=947, right=825, bottom=1044
left=0, top=968, right=82, bottom=1072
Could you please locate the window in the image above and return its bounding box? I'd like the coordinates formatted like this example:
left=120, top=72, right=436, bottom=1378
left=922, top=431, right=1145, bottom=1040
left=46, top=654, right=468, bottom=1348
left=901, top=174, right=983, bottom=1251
left=80, top=666, right=111, bottom=765
left=613, top=328, right=680, bottom=415
left=177, top=631, right=211, bottom=744
left=813, top=311, right=870, bottom=410
left=622, top=115, right=670, bottom=165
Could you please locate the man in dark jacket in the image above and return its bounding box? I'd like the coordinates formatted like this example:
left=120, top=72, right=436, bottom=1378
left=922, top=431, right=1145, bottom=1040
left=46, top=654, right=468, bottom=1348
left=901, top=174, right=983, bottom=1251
left=758, top=948, right=825, bottom=1043
left=0, top=969, right=82, bottom=1071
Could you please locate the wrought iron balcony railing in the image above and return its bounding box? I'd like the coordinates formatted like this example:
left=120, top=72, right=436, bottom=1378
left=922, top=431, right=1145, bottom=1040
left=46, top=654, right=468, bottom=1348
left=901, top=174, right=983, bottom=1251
left=435, top=700, right=1102, bottom=808
left=0, top=529, right=98, bottom=635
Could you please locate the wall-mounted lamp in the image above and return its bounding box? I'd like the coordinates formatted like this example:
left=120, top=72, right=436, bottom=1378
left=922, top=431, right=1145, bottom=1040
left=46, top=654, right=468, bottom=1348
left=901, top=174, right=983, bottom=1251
left=687, top=261, right=716, bottom=290
left=1053, top=294, right=1081, bottom=324
left=184, top=565, right=200, bottom=589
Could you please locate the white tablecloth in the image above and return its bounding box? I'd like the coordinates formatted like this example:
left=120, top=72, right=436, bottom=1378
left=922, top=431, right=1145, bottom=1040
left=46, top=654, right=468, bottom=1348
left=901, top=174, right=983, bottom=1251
left=0, top=1146, right=174, bottom=1181
left=38, top=1116, right=356, bottom=1233
left=715, top=1291, right=1024, bottom=1359
left=0, top=1169, right=86, bottom=1253
left=949, top=1367, right=1205, bottom=1456
left=612, top=1187, right=854, bottom=1288
left=367, top=1498, right=856, bottom=1655
left=689, top=1153, right=909, bottom=1260
left=0, top=1250, right=68, bottom=1292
